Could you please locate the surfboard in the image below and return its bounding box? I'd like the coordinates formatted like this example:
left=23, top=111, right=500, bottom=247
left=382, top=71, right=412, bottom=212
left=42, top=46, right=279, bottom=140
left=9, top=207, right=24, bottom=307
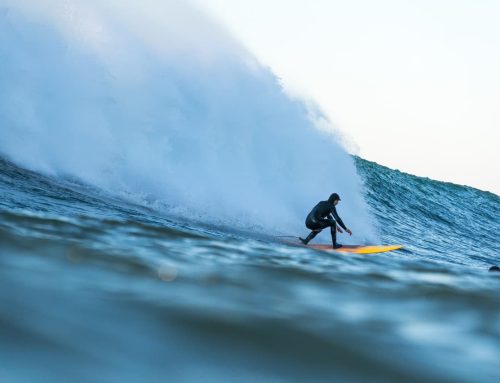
left=280, top=238, right=403, bottom=254
left=306, top=244, right=403, bottom=254
left=284, top=241, right=403, bottom=254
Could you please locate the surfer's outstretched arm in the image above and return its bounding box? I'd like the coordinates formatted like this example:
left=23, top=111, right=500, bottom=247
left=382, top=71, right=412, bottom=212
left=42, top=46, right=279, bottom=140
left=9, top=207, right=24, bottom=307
left=330, top=210, right=352, bottom=235
left=330, top=208, right=347, bottom=230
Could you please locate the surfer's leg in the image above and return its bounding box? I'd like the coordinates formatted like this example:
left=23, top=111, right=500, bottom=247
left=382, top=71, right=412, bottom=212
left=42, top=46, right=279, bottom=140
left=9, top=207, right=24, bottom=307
left=318, top=218, right=341, bottom=249
left=300, top=229, right=321, bottom=244
left=301, top=218, right=334, bottom=245
left=300, top=220, right=325, bottom=244
left=329, top=223, right=341, bottom=249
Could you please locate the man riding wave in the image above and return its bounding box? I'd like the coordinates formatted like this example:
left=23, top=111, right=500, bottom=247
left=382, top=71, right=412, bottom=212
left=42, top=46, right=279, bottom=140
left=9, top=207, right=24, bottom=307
left=299, top=193, right=352, bottom=249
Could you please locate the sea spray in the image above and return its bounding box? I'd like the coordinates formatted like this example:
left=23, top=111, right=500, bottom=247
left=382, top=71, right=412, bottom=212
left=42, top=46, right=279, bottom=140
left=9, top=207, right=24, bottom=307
left=0, top=0, right=377, bottom=242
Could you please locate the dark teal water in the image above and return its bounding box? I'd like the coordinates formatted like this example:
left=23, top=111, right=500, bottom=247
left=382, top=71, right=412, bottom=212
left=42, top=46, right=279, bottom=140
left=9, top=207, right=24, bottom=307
left=1, top=156, right=499, bottom=383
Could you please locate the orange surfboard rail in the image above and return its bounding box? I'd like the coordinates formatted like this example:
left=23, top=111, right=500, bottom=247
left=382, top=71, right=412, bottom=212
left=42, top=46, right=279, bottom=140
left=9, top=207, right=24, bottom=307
left=307, top=244, right=403, bottom=254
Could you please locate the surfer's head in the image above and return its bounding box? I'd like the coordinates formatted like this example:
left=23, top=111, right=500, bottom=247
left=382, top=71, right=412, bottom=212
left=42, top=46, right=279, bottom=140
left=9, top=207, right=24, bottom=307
left=328, top=193, right=341, bottom=205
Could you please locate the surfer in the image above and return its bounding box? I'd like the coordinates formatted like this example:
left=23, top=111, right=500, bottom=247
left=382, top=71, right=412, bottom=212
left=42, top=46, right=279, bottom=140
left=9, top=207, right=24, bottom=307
left=299, top=193, right=352, bottom=249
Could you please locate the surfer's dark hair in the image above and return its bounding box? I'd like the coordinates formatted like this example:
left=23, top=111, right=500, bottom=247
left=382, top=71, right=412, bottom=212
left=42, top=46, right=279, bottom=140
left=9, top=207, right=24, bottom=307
left=328, top=193, right=340, bottom=203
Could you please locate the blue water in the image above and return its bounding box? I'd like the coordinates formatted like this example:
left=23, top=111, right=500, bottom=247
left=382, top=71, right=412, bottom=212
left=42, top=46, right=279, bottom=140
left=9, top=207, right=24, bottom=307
left=1, top=156, right=499, bottom=383
left=1, top=2, right=500, bottom=382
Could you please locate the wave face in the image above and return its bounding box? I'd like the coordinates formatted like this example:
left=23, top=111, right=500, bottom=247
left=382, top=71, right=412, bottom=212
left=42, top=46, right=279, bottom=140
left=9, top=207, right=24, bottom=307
left=355, top=157, right=499, bottom=265
left=0, top=0, right=375, bottom=240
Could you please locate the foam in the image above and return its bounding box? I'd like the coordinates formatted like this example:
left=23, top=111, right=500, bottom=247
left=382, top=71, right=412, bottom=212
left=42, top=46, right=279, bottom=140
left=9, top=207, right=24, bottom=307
left=0, top=0, right=377, bottom=241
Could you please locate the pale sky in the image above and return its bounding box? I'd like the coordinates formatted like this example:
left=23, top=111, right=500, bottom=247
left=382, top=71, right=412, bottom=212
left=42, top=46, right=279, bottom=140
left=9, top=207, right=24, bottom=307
left=193, top=0, right=500, bottom=194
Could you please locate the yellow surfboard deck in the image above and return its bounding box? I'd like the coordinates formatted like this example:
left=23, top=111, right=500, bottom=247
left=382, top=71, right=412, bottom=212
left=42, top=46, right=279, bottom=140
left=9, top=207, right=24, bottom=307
left=307, top=244, right=403, bottom=254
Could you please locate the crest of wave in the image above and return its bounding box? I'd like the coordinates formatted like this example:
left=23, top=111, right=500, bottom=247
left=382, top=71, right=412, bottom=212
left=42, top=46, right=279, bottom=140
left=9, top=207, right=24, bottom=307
left=0, top=0, right=377, bottom=241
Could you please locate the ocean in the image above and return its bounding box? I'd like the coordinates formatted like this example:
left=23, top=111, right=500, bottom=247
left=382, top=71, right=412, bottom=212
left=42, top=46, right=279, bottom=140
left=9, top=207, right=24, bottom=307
left=1, top=1, right=499, bottom=382
left=1, top=156, right=499, bottom=383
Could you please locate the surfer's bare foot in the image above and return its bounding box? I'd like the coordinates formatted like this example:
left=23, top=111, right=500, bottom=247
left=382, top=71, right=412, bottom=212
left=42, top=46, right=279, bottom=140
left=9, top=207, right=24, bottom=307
left=333, top=244, right=342, bottom=249
left=299, top=237, right=308, bottom=245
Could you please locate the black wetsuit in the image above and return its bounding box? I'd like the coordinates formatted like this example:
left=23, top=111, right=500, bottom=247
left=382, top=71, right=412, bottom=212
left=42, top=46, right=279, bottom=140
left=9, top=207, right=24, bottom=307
left=301, top=201, right=347, bottom=247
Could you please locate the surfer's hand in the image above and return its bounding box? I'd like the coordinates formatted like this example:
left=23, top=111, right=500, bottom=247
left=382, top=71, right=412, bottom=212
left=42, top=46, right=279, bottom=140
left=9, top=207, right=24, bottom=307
left=336, top=226, right=343, bottom=233
left=346, top=228, right=352, bottom=236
